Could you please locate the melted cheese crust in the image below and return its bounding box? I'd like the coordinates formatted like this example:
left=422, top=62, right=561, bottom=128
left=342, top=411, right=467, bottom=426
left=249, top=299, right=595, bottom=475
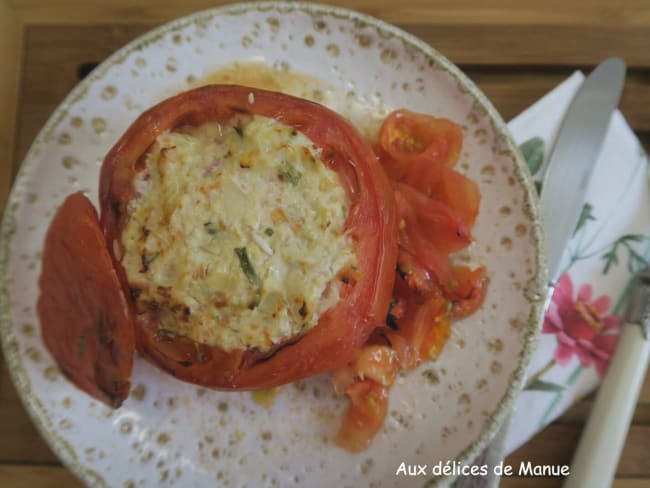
left=120, top=115, right=356, bottom=352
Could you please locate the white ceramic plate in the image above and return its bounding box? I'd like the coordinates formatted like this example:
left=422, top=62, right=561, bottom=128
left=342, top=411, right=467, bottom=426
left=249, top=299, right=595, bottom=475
left=0, top=2, right=545, bottom=486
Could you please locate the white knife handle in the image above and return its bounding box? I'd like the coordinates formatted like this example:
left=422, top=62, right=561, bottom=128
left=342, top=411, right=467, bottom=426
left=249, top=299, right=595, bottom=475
left=563, top=324, right=650, bottom=488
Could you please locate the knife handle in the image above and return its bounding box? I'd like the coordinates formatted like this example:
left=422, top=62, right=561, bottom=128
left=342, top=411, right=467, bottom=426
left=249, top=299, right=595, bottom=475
left=563, top=324, right=650, bottom=488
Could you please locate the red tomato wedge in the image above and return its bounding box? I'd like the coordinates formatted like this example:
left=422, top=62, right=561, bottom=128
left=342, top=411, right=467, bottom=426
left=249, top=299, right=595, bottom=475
left=99, top=85, right=399, bottom=389
left=448, top=266, right=489, bottom=319
left=37, top=192, right=135, bottom=407
left=332, top=108, right=487, bottom=452
left=401, top=162, right=481, bottom=228
left=378, top=109, right=480, bottom=228
left=378, top=109, right=462, bottom=178
left=335, top=380, right=389, bottom=453
left=394, top=182, right=472, bottom=255
left=392, top=279, right=452, bottom=362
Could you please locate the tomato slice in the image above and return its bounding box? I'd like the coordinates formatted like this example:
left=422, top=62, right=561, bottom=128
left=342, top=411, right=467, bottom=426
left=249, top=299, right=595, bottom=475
left=398, top=231, right=456, bottom=293
left=37, top=192, right=135, bottom=407
left=448, top=266, right=489, bottom=318
left=99, top=85, right=399, bottom=389
left=377, top=109, right=479, bottom=228
left=402, top=162, right=481, bottom=228
left=403, top=291, right=452, bottom=362
left=378, top=109, right=463, bottom=180
left=332, top=344, right=397, bottom=451
left=394, top=182, right=472, bottom=255
left=335, top=380, right=389, bottom=453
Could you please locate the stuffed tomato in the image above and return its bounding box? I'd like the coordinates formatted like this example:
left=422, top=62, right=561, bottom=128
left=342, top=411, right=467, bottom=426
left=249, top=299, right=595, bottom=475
left=37, top=84, right=399, bottom=401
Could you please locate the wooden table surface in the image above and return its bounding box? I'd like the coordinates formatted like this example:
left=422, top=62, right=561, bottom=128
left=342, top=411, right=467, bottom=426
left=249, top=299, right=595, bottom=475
left=1, top=1, right=649, bottom=486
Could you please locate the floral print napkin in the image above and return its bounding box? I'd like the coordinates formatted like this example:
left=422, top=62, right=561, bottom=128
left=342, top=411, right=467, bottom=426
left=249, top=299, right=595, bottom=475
left=504, top=71, right=650, bottom=454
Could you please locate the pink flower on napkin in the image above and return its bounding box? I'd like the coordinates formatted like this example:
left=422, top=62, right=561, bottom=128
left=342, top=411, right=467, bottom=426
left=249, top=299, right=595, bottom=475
left=543, top=274, right=621, bottom=377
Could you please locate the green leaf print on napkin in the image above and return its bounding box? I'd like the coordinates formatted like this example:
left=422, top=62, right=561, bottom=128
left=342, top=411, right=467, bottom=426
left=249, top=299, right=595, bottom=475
left=525, top=379, right=565, bottom=393
left=602, top=234, right=649, bottom=274
left=520, top=136, right=545, bottom=176
left=573, top=203, right=596, bottom=235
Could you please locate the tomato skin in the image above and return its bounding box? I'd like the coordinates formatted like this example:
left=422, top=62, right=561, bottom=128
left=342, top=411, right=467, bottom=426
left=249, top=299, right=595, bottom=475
left=378, top=109, right=480, bottom=228
left=402, top=162, right=481, bottom=228
left=335, top=380, right=389, bottom=453
left=385, top=275, right=451, bottom=364
left=37, top=192, right=135, bottom=407
left=99, top=85, right=399, bottom=389
left=397, top=234, right=455, bottom=294
left=394, top=182, right=472, bottom=255
left=378, top=109, right=462, bottom=179
left=449, top=266, right=489, bottom=319
left=332, top=344, right=398, bottom=451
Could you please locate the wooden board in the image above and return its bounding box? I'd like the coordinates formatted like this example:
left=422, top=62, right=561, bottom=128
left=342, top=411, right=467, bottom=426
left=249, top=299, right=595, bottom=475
left=0, top=0, right=23, bottom=216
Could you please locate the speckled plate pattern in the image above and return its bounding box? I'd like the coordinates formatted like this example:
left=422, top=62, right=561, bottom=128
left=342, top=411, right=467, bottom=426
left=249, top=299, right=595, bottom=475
left=0, top=2, right=546, bottom=487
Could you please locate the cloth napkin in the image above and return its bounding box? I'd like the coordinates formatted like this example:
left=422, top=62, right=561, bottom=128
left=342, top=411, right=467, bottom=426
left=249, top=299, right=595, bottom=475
left=455, top=71, right=650, bottom=488
left=504, top=71, right=650, bottom=455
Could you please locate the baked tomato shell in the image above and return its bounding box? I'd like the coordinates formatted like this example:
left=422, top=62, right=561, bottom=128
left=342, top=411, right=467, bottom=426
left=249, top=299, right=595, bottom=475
left=99, top=85, right=399, bottom=390
left=37, top=192, right=135, bottom=408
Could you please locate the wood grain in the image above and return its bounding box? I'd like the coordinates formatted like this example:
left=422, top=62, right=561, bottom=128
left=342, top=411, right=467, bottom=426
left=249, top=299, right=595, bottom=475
left=0, top=0, right=23, bottom=216
left=0, top=465, right=82, bottom=487
left=6, top=0, right=650, bottom=66
left=406, top=24, right=650, bottom=68
left=8, top=0, right=650, bottom=27
left=466, top=68, right=650, bottom=131
left=12, top=24, right=151, bottom=176
left=1, top=2, right=650, bottom=486
left=0, top=357, right=58, bottom=464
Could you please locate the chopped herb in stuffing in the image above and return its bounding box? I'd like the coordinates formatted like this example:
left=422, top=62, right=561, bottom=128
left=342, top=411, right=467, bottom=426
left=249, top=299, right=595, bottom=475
left=204, top=222, right=219, bottom=235
left=278, top=161, right=302, bottom=185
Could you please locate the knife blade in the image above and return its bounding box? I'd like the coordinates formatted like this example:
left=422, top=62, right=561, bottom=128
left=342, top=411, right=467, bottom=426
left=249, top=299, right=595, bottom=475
left=541, top=57, right=626, bottom=284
